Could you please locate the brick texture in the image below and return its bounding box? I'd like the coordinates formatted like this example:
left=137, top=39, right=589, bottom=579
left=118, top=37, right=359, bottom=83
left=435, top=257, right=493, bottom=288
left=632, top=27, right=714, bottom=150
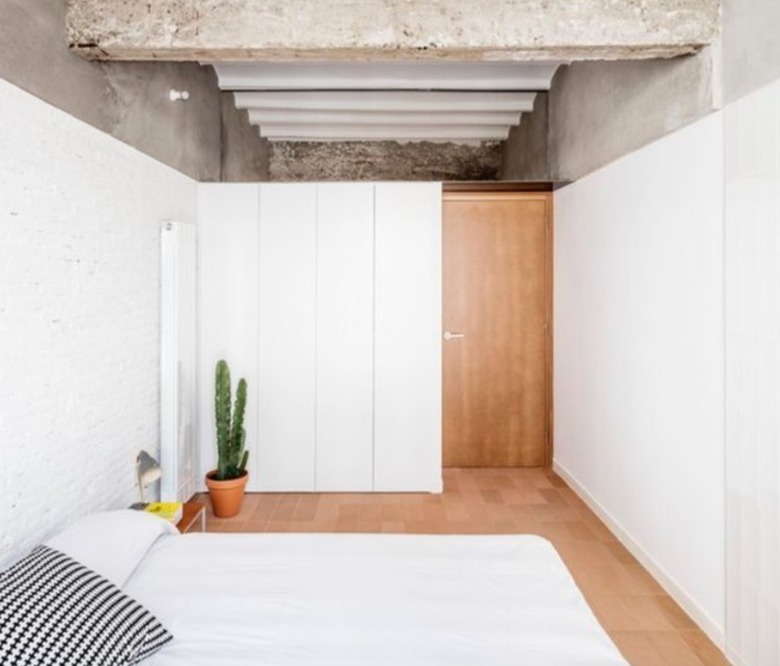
left=0, top=78, right=196, bottom=562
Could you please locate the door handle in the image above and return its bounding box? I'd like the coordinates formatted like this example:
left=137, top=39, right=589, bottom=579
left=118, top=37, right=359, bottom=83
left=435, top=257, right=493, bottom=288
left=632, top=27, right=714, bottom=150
left=444, top=331, right=465, bottom=341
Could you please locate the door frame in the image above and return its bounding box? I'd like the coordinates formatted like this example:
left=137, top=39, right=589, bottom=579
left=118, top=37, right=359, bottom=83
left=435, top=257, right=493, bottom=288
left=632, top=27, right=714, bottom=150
left=442, top=191, right=554, bottom=466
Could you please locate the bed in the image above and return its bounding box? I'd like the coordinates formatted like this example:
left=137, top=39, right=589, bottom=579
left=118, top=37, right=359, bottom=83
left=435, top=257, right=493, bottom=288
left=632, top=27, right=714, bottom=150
left=19, top=512, right=627, bottom=665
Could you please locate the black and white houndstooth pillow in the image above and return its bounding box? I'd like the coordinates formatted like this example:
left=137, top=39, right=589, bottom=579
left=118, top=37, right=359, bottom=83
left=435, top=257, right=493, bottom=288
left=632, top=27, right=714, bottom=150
left=0, top=545, right=172, bottom=665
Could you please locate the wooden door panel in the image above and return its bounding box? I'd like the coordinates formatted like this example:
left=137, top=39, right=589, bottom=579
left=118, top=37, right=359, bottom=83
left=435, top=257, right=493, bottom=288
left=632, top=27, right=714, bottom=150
left=443, top=194, right=550, bottom=467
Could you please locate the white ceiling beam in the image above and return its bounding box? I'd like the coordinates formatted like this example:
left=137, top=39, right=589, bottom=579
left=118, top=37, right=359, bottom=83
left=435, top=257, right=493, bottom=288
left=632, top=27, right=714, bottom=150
left=247, top=109, right=522, bottom=127
left=234, top=91, right=536, bottom=113
left=258, top=124, right=510, bottom=142
left=213, top=62, right=561, bottom=91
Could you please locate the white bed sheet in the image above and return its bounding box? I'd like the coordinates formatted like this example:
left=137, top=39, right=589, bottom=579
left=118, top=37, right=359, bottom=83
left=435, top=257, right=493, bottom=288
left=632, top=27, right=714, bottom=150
left=126, top=533, right=627, bottom=665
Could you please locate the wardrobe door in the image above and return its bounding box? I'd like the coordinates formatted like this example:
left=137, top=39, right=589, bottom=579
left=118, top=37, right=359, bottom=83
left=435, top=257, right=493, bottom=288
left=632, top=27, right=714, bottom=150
left=257, top=184, right=317, bottom=491
left=374, top=183, right=443, bottom=492
left=316, top=184, right=375, bottom=491
left=198, top=184, right=260, bottom=490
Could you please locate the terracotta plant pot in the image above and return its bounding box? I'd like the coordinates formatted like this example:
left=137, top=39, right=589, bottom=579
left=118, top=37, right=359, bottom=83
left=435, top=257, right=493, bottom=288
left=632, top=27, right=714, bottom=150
left=205, top=470, right=249, bottom=518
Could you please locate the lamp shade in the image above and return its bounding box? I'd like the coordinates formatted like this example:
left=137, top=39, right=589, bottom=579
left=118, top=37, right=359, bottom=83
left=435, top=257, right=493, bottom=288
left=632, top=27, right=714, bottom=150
left=136, top=451, right=162, bottom=504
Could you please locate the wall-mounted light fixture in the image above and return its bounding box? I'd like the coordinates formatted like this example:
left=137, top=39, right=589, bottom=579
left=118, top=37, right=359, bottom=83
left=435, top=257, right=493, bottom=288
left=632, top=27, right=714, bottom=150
left=169, top=89, right=190, bottom=102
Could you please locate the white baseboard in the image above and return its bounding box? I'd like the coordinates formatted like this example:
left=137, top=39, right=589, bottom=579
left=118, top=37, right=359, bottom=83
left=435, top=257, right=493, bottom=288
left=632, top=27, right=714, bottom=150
left=553, top=460, right=727, bottom=651
left=726, top=648, right=746, bottom=666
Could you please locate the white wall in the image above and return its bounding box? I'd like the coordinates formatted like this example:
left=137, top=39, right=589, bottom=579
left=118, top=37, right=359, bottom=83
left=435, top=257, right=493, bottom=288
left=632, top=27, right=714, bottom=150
left=553, top=113, right=726, bottom=642
left=724, top=78, right=780, bottom=666
left=0, top=78, right=197, bottom=562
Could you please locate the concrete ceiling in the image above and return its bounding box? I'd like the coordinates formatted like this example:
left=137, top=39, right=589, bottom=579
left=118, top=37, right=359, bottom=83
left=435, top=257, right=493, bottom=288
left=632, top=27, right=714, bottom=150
left=212, top=62, right=561, bottom=143
left=65, top=0, right=719, bottom=156
left=67, top=0, right=719, bottom=62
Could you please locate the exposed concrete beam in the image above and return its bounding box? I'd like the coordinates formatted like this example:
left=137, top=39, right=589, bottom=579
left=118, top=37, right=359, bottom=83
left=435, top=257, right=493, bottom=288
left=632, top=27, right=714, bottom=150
left=67, top=0, right=719, bottom=62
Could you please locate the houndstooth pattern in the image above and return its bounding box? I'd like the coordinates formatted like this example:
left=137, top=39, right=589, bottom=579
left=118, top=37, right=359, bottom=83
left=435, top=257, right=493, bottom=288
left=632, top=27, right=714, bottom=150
left=0, top=545, right=172, bottom=665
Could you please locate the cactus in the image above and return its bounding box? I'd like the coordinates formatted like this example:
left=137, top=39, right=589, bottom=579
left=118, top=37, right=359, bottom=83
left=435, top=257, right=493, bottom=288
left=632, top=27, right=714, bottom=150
left=214, top=360, right=249, bottom=480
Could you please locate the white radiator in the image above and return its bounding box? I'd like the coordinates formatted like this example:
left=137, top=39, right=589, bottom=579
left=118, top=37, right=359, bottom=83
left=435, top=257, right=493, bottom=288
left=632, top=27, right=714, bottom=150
left=160, top=221, right=198, bottom=502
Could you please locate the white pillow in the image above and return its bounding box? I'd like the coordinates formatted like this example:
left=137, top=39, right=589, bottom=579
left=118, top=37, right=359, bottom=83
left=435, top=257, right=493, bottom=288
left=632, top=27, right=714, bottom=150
left=45, top=509, right=178, bottom=588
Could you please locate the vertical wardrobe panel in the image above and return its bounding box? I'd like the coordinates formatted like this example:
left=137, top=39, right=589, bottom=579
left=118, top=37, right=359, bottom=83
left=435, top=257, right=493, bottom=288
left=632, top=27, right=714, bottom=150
left=257, top=184, right=317, bottom=491
left=374, top=183, right=443, bottom=492
left=316, top=184, right=375, bottom=491
left=197, top=185, right=260, bottom=490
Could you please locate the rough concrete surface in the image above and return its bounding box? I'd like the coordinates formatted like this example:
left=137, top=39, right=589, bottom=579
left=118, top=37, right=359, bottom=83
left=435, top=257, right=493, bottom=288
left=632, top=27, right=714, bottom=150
left=2, top=1, right=735, bottom=184
left=501, top=94, right=549, bottom=181
left=99, top=61, right=222, bottom=181
left=722, top=0, right=780, bottom=103
left=67, top=0, right=719, bottom=61
left=548, top=50, right=716, bottom=181
left=269, top=141, right=502, bottom=182
left=0, top=0, right=265, bottom=182
left=220, top=93, right=270, bottom=181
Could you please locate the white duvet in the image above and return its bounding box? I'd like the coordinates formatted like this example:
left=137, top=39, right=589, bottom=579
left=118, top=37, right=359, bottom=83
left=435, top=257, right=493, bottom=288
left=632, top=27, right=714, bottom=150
left=126, top=533, right=627, bottom=665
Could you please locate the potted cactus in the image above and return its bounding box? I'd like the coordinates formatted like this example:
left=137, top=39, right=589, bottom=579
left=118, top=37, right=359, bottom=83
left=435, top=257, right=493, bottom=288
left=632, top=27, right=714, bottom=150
left=205, top=359, right=249, bottom=517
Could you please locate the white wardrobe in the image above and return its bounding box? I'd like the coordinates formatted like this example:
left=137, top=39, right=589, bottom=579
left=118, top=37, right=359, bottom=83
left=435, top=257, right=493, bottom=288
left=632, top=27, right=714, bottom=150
left=198, top=183, right=442, bottom=493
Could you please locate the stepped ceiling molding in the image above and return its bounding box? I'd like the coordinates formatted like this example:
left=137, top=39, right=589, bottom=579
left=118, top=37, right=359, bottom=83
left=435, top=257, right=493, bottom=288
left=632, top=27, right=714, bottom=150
left=213, top=62, right=560, bottom=143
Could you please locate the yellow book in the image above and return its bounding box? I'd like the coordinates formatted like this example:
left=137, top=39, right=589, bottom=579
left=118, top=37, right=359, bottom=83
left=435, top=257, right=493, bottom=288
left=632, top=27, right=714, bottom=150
left=145, top=502, right=183, bottom=524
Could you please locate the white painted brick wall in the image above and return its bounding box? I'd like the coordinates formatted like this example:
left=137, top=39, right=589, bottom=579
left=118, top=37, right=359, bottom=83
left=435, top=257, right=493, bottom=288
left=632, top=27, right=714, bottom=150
left=0, top=78, right=197, bottom=562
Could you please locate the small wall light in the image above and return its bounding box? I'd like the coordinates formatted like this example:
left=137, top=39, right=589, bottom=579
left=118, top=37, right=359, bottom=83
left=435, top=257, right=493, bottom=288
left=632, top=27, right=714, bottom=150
left=169, top=89, right=190, bottom=102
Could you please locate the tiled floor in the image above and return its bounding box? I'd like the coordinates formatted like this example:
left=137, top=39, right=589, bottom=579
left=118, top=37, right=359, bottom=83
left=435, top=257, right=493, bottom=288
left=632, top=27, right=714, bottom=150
left=195, top=467, right=729, bottom=666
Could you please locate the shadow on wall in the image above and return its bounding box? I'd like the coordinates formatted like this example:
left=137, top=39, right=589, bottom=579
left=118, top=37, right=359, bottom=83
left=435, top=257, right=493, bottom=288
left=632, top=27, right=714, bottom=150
left=0, top=0, right=268, bottom=182
left=502, top=50, right=717, bottom=183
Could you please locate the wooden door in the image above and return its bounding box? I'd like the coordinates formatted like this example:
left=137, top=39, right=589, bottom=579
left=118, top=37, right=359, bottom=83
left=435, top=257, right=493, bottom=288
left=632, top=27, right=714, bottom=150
left=443, top=192, right=551, bottom=467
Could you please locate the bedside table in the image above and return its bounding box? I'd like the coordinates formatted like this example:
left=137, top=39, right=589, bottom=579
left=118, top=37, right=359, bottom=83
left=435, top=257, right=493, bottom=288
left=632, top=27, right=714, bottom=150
left=176, top=501, right=206, bottom=534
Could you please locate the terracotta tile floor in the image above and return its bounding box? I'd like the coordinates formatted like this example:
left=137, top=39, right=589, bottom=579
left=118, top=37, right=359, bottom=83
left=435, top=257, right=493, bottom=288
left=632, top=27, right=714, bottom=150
left=195, top=467, right=730, bottom=666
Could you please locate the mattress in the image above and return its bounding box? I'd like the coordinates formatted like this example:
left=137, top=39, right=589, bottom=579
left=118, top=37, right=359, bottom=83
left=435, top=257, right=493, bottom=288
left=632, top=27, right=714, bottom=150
left=126, top=533, right=627, bottom=665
